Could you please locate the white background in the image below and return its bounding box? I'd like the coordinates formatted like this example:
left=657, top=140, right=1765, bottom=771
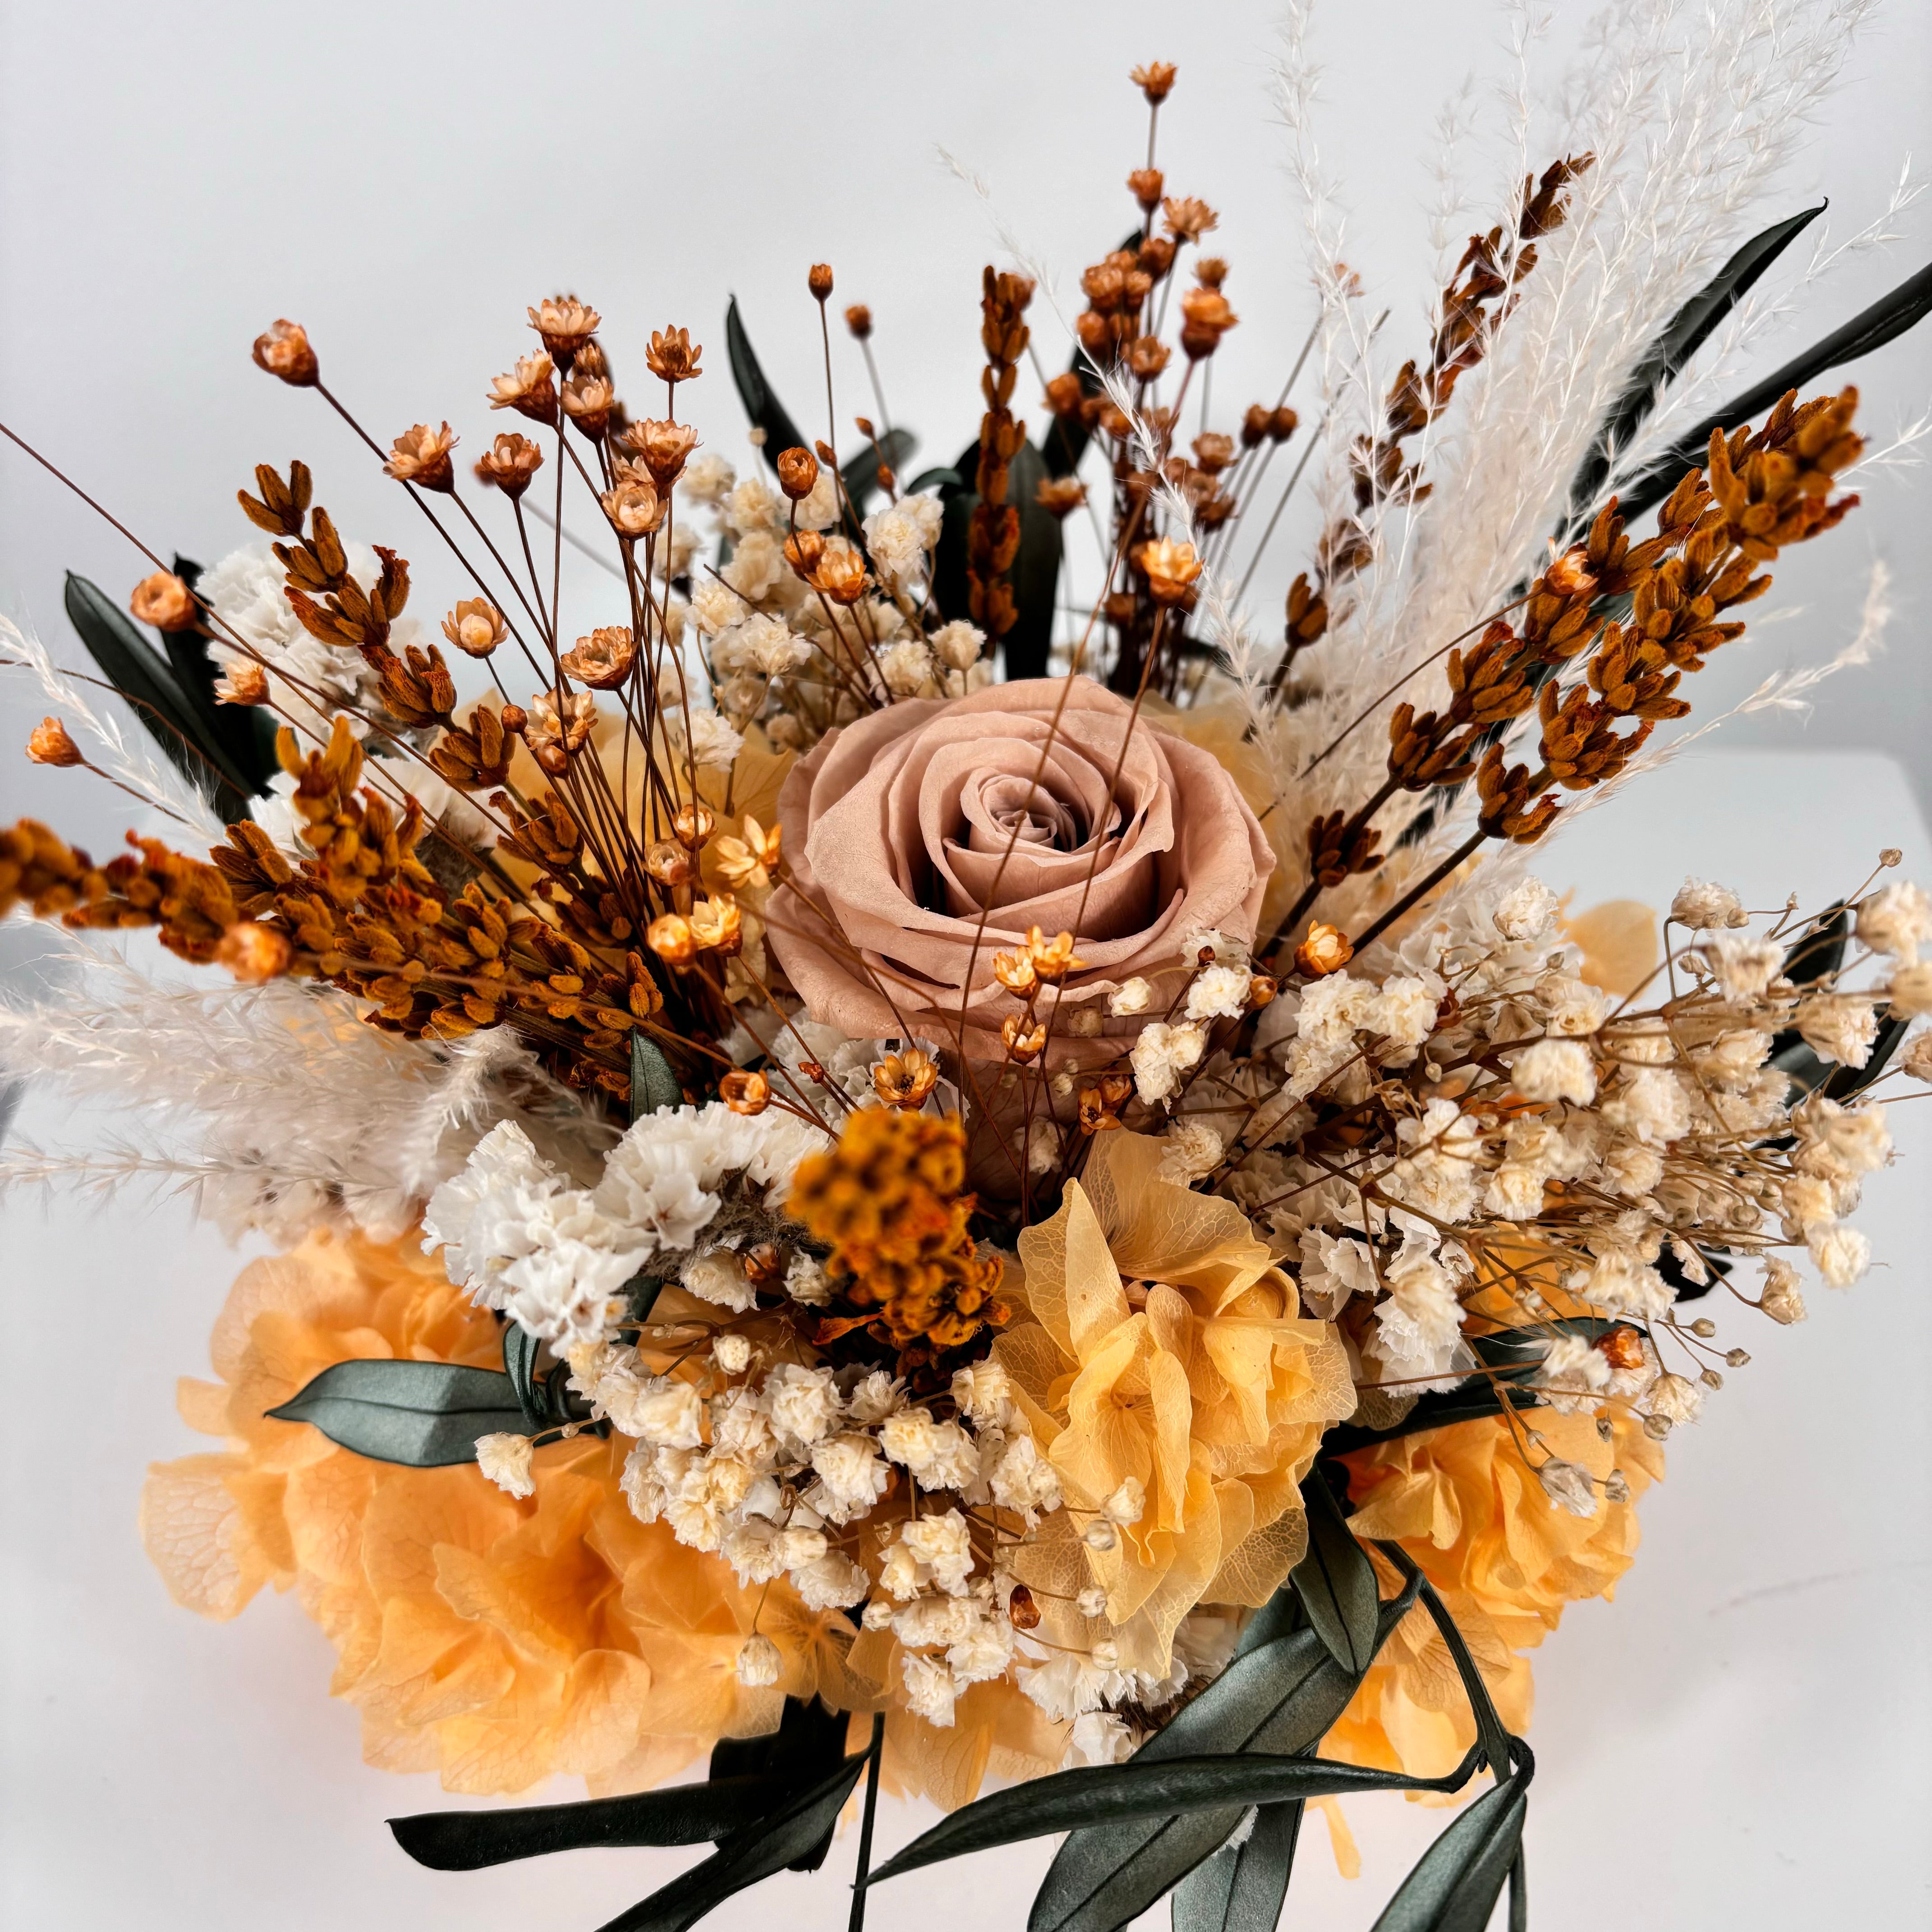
left=3, top=2, right=1931, bottom=1927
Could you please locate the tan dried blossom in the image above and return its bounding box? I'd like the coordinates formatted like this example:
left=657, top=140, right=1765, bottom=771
left=1194, top=256, right=1229, bottom=289
left=645, top=841, right=695, bottom=888
left=1035, top=476, right=1087, bottom=520
left=524, top=689, right=596, bottom=775
left=688, top=893, right=743, bottom=955
left=1136, top=537, right=1203, bottom=606
left=488, top=353, right=558, bottom=424
left=713, top=816, right=781, bottom=892
left=624, top=418, right=699, bottom=488
left=1127, top=166, right=1164, bottom=210
left=648, top=912, right=698, bottom=970
left=527, top=295, right=600, bottom=364
left=644, top=327, right=702, bottom=385
left=1178, top=285, right=1238, bottom=358
left=873, top=1048, right=940, bottom=1109
left=719, top=1068, right=771, bottom=1116
left=559, top=626, right=639, bottom=691
left=844, top=304, right=873, bottom=340
left=384, top=422, right=459, bottom=492
left=1162, top=196, right=1218, bottom=241
left=1044, top=372, right=1086, bottom=418
left=992, top=946, right=1039, bottom=995
left=1078, top=1072, right=1136, bottom=1133
left=26, top=717, right=82, bottom=767
left=215, top=920, right=293, bottom=984
left=674, top=803, right=716, bottom=851
left=251, top=318, right=317, bottom=386
left=442, top=599, right=506, bottom=659
left=560, top=371, right=614, bottom=439
left=1191, top=432, right=1237, bottom=476
left=1130, top=60, right=1178, bottom=104
left=810, top=543, right=869, bottom=606
left=1003, top=1013, right=1048, bottom=1063
left=1127, top=336, right=1172, bottom=382
left=777, top=446, right=820, bottom=502
left=130, top=571, right=197, bottom=631
left=1026, top=926, right=1086, bottom=984
left=808, top=263, right=835, bottom=301
left=600, top=478, right=664, bottom=538
left=215, top=661, right=269, bottom=706
left=1294, top=921, right=1354, bottom=978
left=474, top=431, right=544, bottom=498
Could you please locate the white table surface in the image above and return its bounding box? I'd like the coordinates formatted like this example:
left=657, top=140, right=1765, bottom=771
left=4, top=747, right=1929, bottom=1929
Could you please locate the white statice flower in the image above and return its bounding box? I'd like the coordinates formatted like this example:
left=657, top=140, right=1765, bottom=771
left=710, top=1389, right=778, bottom=1467
left=1367, top=975, right=1443, bottom=1050
left=1131, top=1021, right=1206, bottom=1104
left=1158, top=1119, right=1224, bottom=1182
left=1484, top=1161, right=1548, bottom=1220
left=846, top=1369, right=906, bottom=1426
left=987, top=1431, right=1062, bottom=1516
left=1581, top=1248, right=1671, bottom=1320
left=620, top=1440, right=665, bottom=1523
left=1795, top=994, right=1878, bottom=1069
left=931, top=619, right=985, bottom=671
left=786, top=1251, right=831, bottom=1306
left=1783, top=1171, right=1841, bottom=1231
left=1857, top=881, right=1932, bottom=963
left=1067, top=1711, right=1135, bottom=1767
left=1760, top=1256, right=1808, bottom=1323
left=1705, top=934, right=1783, bottom=998
left=1537, top=973, right=1608, bottom=1035
left=1494, top=877, right=1561, bottom=942
left=713, top=1334, right=752, bottom=1375
left=1889, top=962, right=1932, bottom=1017
left=1671, top=878, right=1747, bottom=930
left=862, top=495, right=942, bottom=586
left=792, top=468, right=842, bottom=532
left=681, top=452, right=736, bottom=505
left=948, top=1614, right=1017, bottom=1688
left=724, top=474, right=782, bottom=537
left=810, top=1434, right=891, bottom=1520
left=1296, top=1229, right=1379, bottom=1318
left=791, top=1553, right=868, bottom=1612
left=1808, top=1221, right=1871, bottom=1287
left=1601, top=1068, right=1691, bottom=1146
left=950, top=1362, right=1014, bottom=1430
left=901, top=1651, right=957, bottom=1726
left=736, top=1634, right=782, bottom=1688
left=1388, top=1098, right=1482, bottom=1224
left=1534, top=1333, right=1612, bottom=1414
left=1512, top=1038, right=1596, bottom=1104
left=765, top=1363, right=843, bottom=1447
left=1185, top=964, right=1252, bottom=1022
left=690, top=578, right=745, bottom=636
left=897, top=1510, right=975, bottom=1596
left=1294, top=973, right=1378, bottom=1049
left=879, top=1406, right=939, bottom=1472
left=919, top=1422, right=982, bottom=1492
left=1794, top=1097, right=1891, bottom=1176
left=1601, top=1140, right=1665, bottom=1197
left=683, top=1247, right=757, bottom=1313
left=1647, top=1372, right=1704, bottom=1426
left=1698, top=1028, right=1773, bottom=1083
left=1366, top=1240, right=1467, bottom=1393
left=1538, top=1457, right=1599, bottom=1518
left=722, top=529, right=783, bottom=600
left=630, top=1376, right=704, bottom=1449
left=667, top=708, right=744, bottom=773
left=474, top=1432, right=535, bottom=1498
left=1109, top=977, right=1154, bottom=1017
left=878, top=639, right=936, bottom=696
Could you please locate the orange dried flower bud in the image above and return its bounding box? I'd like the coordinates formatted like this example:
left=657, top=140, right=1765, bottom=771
left=1596, top=1324, right=1647, bottom=1371
left=1247, top=974, right=1280, bottom=1008
left=488, top=353, right=558, bottom=425
left=1543, top=546, right=1598, bottom=599
left=1130, top=60, right=1178, bottom=104
left=252, top=318, right=317, bottom=386
left=808, top=262, right=834, bottom=301
left=644, top=327, right=702, bottom=385
left=720, top=1068, right=771, bottom=1115
left=600, top=478, right=663, bottom=537
left=785, top=529, right=826, bottom=577
left=673, top=803, right=715, bottom=851
left=1191, top=432, right=1237, bottom=476
left=26, top=717, right=83, bottom=767
left=844, top=303, right=873, bottom=340
left=1293, top=921, right=1353, bottom=978
left=216, top=920, right=292, bottom=983
left=645, top=839, right=695, bottom=888
left=873, top=1047, right=940, bottom=1108
left=560, top=371, right=614, bottom=439
left=1044, top=371, right=1086, bottom=418
left=1002, top=1013, right=1048, bottom=1062
left=559, top=625, right=639, bottom=691
left=499, top=703, right=528, bottom=734
left=992, top=947, right=1038, bottom=995
left=1127, top=167, right=1164, bottom=210
left=810, top=543, right=869, bottom=606
left=1006, top=1583, right=1042, bottom=1631
left=442, top=598, right=506, bottom=658
left=776, top=446, right=821, bottom=502
left=1026, top=926, right=1086, bottom=984
left=1136, top=537, right=1203, bottom=606
left=625, top=418, right=700, bottom=488
left=1035, top=476, right=1086, bottom=520
left=688, top=893, right=742, bottom=955
left=648, top=912, right=697, bottom=969
left=527, top=294, right=600, bottom=367
left=130, top=571, right=197, bottom=632
left=475, top=430, right=544, bottom=498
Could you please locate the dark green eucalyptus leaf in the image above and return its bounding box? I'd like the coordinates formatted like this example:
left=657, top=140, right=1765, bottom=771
left=266, top=1358, right=527, bottom=1466
left=867, top=1748, right=1479, bottom=1886
left=502, top=1325, right=544, bottom=1429
left=1292, top=1465, right=1380, bottom=1674
left=1568, top=204, right=1824, bottom=517
left=1171, top=1798, right=1304, bottom=1932
left=709, top=1693, right=853, bottom=1871
left=388, top=1775, right=784, bottom=1869
left=1508, top=1841, right=1528, bottom=1932
left=903, top=467, right=963, bottom=496
left=1369, top=1749, right=1534, bottom=1932
left=1617, top=257, right=1932, bottom=523
left=631, top=1034, right=682, bottom=1122
left=596, top=1753, right=868, bottom=1932
left=842, top=428, right=918, bottom=516
left=725, top=298, right=809, bottom=476
left=64, top=572, right=258, bottom=817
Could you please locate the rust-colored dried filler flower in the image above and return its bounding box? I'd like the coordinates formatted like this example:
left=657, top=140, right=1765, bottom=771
left=4, top=23, right=1928, bottom=1932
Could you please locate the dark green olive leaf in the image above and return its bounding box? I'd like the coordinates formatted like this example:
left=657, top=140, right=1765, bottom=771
left=1369, top=1747, right=1534, bottom=1932
left=1825, top=1011, right=1909, bottom=1101
left=596, top=1753, right=868, bottom=1932
left=708, top=1693, right=853, bottom=1870
left=903, top=467, right=963, bottom=495
left=1292, top=1466, right=1382, bottom=1675
left=64, top=572, right=258, bottom=817
left=1568, top=204, right=1824, bottom=517
left=867, top=1748, right=1481, bottom=1886
left=502, top=1324, right=544, bottom=1429
left=1617, top=257, right=1932, bottom=523
left=631, top=1034, right=682, bottom=1122
left=1781, top=903, right=1849, bottom=988
left=725, top=297, right=809, bottom=478
left=1508, top=1841, right=1528, bottom=1932
left=388, top=1775, right=784, bottom=1869
left=1171, top=1798, right=1305, bottom=1932
left=842, top=428, right=918, bottom=516
left=266, top=1358, right=528, bottom=1466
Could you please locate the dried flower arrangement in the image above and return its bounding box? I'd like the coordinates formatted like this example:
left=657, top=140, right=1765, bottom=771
left=5, top=9, right=1932, bottom=1927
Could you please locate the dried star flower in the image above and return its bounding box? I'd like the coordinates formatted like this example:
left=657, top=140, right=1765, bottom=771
left=1194, top=256, right=1229, bottom=289
left=777, top=446, right=820, bottom=502
left=251, top=317, right=317, bottom=386
left=1162, top=195, right=1219, bottom=241
left=1294, top=921, right=1354, bottom=977
left=442, top=598, right=506, bottom=659
left=488, top=352, right=558, bottom=424
left=130, top=571, right=197, bottom=632
left=688, top=894, right=742, bottom=955
left=1035, top=476, right=1087, bottom=520
left=1026, top=927, right=1086, bottom=984
left=559, top=626, right=638, bottom=691
left=1127, top=336, right=1172, bottom=381
left=1127, top=166, right=1165, bottom=209
left=844, top=304, right=873, bottom=340
left=561, top=371, right=614, bottom=439
left=647, top=912, right=697, bottom=970
left=810, top=543, right=869, bottom=605
left=474, top=431, right=543, bottom=498
left=1191, top=432, right=1237, bottom=476
left=1130, top=60, right=1178, bottom=103
left=719, top=1068, right=771, bottom=1116
left=215, top=920, right=292, bottom=983
left=214, top=661, right=268, bottom=706
left=644, top=327, right=701, bottom=386
left=524, top=689, right=596, bottom=774
left=673, top=803, right=715, bottom=851
left=626, top=418, right=700, bottom=488
left=644, top=840, right=694, bottom=889
left=992, top=947, right=1038, bottom=996
left=527, top=294, right=600, bottom=366
left=1136, top=537, right=1203, bottom=606
left=713, top=817, right=781, bottom=892
left=600, top=478, right=664, bottom=537
left=384, top=423, right=458, bottom=492
left=1002, top=1014, right=1048, bottom=1063
left=1178, top=285, right=1238, bottom=358
left=873, top=1049, right=940, bottom=1109
left=27, top=717, right=83, bottom=767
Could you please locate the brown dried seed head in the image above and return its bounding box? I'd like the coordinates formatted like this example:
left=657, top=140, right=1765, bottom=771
left=559, top=625, right=639, bottom=691
left=844, top=303, right=873, bottom=340
left=1044, top=371, right=1086, bottom=418
left=129, top=570, right=198, bottom=632
left=385, top=423, right=458, bottom=492
left=1035, top=476, right=1087, bottom=520
left=475, top=431, right=544, bottom=498
left=1191, top=432, right=1236, bottom=475
left=808, top=263, right=834, bottom=302
left=1543, top=545, right=1598, bottom=599
left=1247, top=975, right=1279, bottom=1008
left=26, top=717, right=82, bottom=767
left=252, top=318, right=317, bottom=386
left=776, top=446, right=821, bottom=502
left=720, top=1068, right=771, bottom=1116
left=1293, top=921, right=1353, bottom=978
left=1596, top=1324, right=1647, bottom=1371
left=216, top=920, right=293, bottom=983
left=1130, top=60, right=1178, bottom=104
left=1163, top=197, right=1218, bottom=242
left=442, top=598, right=506, bottom=658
